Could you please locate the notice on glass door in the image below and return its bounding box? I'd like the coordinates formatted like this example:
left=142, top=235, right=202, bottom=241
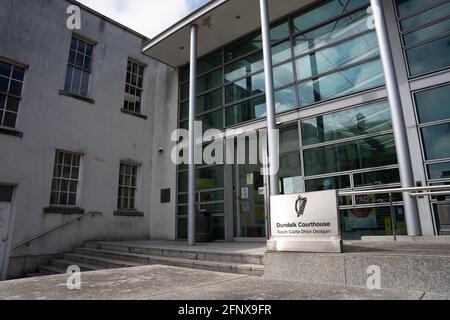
left=241, top=187, right=249, bottom=199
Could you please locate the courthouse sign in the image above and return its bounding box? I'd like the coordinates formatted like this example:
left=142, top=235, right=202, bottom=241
left=267, top=190, right=343, bottom=253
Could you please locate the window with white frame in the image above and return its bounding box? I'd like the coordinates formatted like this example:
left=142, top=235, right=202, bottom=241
left=50, top=150, right=82, bottom=207
left=117, top=162, right=139, bottom=210
left=0, top=60, right=25, bottom=129
left=124, top=59, right=145, bottom=114
left=64, top=35, right=94, bottom=97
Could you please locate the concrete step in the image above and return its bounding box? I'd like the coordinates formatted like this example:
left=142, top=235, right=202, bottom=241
left=25, top=272, right=47, bottom=278
left=51, top=259, right=104, bottom=272
left=74, top=247, right=264, bottom=276
left=39, top=265, right=67, bottom=275
left=63, top=253, right=145, bottom=270
left=84, top=242, right=264, bottom=265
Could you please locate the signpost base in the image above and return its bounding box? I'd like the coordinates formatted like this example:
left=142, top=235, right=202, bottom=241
left=267, top=237, right=343, bottom=253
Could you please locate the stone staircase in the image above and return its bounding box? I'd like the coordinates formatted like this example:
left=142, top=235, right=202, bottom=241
left=27, top=241, right=265, bottom=278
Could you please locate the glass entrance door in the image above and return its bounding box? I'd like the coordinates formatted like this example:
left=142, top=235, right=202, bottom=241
left=233, top=140, right=266, bottom=239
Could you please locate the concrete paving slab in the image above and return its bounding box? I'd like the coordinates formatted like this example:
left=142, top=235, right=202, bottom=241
left=87, top=240, right=267, bottom=255
left=0, top=265, right=446, bottom=300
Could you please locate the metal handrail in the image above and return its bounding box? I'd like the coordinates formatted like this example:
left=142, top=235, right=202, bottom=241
left=339, top=185, right=450, bottom=196
left=12, top=211, right=103, bottom=251
left=338, top=185, right=450, bottom=240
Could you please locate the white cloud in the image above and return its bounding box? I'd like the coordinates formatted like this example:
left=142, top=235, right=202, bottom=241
left=77, top=0, right=209, bottom=38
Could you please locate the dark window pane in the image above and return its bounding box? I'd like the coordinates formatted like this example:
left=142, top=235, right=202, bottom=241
left=404, top=18, right=450, bottom=46
left=354, top=168, right=400, bottom=187
left=3, top=111, right=17, bottom=128
left=197, top=109, right=223, bottom=132
left=296, top=32, right=379, bottom=80
left=180, top=82, right=189, bottom=101
left=306, top=175, right=351, bottom=191
left=5, top=97, right=19, bottom=113
left=12, top=66, right=25, bottom=81
left=294, top=8, right=373, bottom=56
left=428, top=162, right=450, bottom=180
left=178, top=194, right=188, bottom=204
left=180, top=101, right=189, bottom=119
left=69, top=49, right=76, bottom=65
left=80, top=71, right=89, bottom=96
left=396, top=0, right=443, bottom=18
left=180, top=65, right=189, bottom=83
left=0, top=61, right=12, bottom=77
left=212, top=216, right=226, bottom=241
left=198, top=50, right=223, bottom=75
left=70, top=37, right=78, bottom=50
left=86, top=44, right=93, bottom=57
left=406, top=35, right=450, bottom=76
left=301, top=101, right=392, bottom=145
left=0, top=93, right=6, bottom=108
left=303, top=134, right=398, bottom=176
left=197, top=88, right=222, bottom=114
left=0, top=77, right=9, bottom=93
left=422, top=124, right=450, bottom=160
left=178, top=205, right=188, bottom=216
left=177, top=217, right=188, bottom=239
left=293, top=0, right=369, bottom=33
left=401, top=2, right=450, bottom=31
left=77, top=41, right=86, bottom=54
left=415, top=84, right=450, bottom=123
left=197, top=68, right=222, bottom=93
left=299, top=59, right=385, bottom=106
left=84, top=56, right=92, bottom=70
left=226, top=96, right=266, bottom=126
left=75, top=52, right=84, bottom=67
left=8, top=80, right=22, bottom=96
left=64, top=66, right=74, bottom=92
left=178, top=171, right=188, bottom=193
left=59, top=193, right=68, bottom=205
left=72, top=68, right=81, bottom=94
left=68, top=193, right=77, bottom=206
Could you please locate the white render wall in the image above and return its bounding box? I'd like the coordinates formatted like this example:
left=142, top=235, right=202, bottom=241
left=0, top=0, right=178, bottom=278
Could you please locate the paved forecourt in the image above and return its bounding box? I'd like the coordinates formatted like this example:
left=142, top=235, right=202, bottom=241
left=0, top=265, right=447, bottom=300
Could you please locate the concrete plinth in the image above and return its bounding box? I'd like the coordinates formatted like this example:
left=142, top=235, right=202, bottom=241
left=264, top=240, right=450, bottom=295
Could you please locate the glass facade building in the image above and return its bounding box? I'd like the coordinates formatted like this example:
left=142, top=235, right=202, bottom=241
left=173, top=0, right=450, bottom=240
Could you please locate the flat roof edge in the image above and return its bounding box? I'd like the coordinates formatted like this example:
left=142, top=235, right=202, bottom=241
left=142, top=0, right=228, bottom=53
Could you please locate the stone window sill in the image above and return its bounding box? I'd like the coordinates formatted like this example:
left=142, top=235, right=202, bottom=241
left=0, top=127, right=23, bottom=138
left=59, top=90, right=95, bottom=104
left=44, top=207, right=85, bottom=215
left=121, top=108, right=148, bottom=120
left=114, top=210, right=144, bottom=217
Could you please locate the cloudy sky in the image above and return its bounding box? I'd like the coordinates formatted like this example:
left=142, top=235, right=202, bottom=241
left=77, top=0, right=210, bottom=38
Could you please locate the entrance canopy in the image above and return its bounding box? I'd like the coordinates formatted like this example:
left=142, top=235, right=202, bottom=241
left=143, top=0, right=314, bottom=67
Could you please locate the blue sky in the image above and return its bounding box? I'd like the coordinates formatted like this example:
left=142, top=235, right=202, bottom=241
left=77, top=0, right=210, bottom=37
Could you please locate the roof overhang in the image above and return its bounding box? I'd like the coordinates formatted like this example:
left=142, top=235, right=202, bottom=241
left=143, top=0, right=315, bottom=67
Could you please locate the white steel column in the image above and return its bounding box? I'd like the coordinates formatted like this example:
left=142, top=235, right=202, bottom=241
left=188, top=24, right=198, bottom=246
left=370, top=0, right=421, bottom=235
left=259, top=0, right=280, bottom=196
